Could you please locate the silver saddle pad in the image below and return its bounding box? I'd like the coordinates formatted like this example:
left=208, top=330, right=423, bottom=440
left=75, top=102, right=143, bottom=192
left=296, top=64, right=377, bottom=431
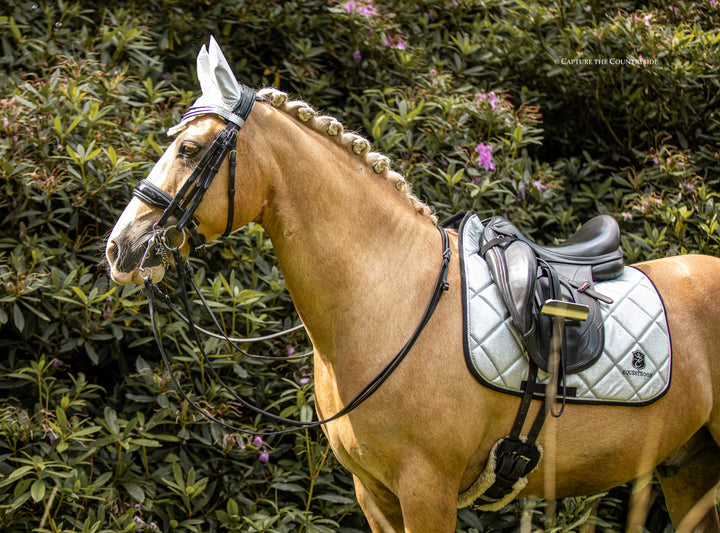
left=459, top=212, right=672, bottom=405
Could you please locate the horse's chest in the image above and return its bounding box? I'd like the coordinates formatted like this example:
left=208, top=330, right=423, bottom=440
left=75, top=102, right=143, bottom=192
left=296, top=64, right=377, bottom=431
left=313, top=360, right=389, bottom=477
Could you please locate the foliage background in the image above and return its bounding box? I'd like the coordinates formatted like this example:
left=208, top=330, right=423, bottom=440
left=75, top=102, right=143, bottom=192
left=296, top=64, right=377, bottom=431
left=1, top=0, right=719, bottom=531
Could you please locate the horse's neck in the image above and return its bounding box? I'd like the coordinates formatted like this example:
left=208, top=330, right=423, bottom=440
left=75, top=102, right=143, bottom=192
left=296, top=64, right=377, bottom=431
left=255, top=109, right=440, bottom=362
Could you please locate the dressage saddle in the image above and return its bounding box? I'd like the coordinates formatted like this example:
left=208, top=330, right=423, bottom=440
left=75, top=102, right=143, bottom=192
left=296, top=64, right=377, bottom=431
left=479, top=215, right=624, bottom=374
left=442, top=212, right=626, bottom=508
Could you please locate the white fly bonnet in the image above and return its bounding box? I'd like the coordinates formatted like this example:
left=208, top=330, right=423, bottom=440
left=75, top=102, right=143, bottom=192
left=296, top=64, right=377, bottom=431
left=167, top=36, right=250, bottom=136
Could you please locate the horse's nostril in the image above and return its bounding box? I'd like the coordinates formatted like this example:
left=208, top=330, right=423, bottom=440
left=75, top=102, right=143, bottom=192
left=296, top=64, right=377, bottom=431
left=106, top=240, right=119, bottom=265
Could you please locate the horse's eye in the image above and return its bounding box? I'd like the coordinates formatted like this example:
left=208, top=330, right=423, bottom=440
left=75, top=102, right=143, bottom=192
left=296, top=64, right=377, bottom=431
left=179, top=143, right=200, bottom=158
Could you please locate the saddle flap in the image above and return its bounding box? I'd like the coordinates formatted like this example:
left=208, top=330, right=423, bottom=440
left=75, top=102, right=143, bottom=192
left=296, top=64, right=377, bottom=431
left=535, top=275, right=605, bottom=374
left=482, top=231, right=537, bottom=338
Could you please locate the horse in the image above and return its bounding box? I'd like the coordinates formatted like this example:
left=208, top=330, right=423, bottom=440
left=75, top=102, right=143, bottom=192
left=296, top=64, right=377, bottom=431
left=105, top=87, right=720, bottom=532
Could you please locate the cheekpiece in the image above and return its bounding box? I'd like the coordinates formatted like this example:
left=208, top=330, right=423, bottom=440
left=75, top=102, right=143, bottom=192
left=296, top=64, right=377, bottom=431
left=168, top=36, right=248, bottom=136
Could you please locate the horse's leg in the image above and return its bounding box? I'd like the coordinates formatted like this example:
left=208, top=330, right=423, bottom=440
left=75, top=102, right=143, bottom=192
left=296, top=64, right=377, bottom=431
left=394, top=461, right=460, bottom=533
left=655, top=428, right=720, bottom=532
left=354, top=470, right=458, bottom=533
left=353, top=475, right=405, bottom=532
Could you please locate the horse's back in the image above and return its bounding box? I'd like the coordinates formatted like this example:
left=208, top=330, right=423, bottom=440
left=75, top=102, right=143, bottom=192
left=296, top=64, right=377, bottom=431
left=635, top=254, right=720, bottom=435
left=636, top=254, right=720, bottom=368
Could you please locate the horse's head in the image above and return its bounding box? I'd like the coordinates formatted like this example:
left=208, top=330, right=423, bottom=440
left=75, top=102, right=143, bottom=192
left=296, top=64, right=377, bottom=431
left=105, top=37, right=264, bottom=285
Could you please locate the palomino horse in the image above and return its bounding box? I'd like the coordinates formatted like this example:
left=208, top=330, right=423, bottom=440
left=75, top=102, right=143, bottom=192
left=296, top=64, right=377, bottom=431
left=106, top=87, right=720, bottom=531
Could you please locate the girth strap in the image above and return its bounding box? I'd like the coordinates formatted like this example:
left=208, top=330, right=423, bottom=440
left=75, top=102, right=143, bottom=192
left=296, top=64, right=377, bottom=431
left=470, top=361, right=546, bottom=508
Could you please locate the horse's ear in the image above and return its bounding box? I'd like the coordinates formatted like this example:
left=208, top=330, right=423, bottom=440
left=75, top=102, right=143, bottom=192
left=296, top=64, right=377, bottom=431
left=205, top=36, right=242, bottom=106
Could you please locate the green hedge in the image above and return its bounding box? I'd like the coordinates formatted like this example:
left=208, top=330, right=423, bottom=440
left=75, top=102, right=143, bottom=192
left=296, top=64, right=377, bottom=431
left=1, top=0, right=718, bottom=531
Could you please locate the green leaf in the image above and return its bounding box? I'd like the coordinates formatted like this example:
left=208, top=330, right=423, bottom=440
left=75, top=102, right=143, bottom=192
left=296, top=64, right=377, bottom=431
left=12, top=303, right=24, bottom=332
left=65, top=115, right=82, bottom=137
left=85, top=343, right=99, bottom=364
left=31, top=479, right=46, bottom=502
left=172, top=462, right=185, bottom=491
left=316, top=494, right=355, bottom=504
left=66, top=143, right=81, bottom=165
left=9, top=17, right=21, bottom=42
left=107, top=145, right=118, bottom=167
left=131, top=438, right=162, bottom=447
left=0, top=466, right=34, bottom=488
left=54, top=115, right=64, bottom=136
left=123, top=482, right=145, bottom=503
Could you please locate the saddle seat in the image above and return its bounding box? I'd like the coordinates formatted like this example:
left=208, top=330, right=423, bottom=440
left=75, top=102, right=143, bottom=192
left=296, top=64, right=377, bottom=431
left=485, top=215, right=624, bottom=281
left=479, top=215, right=625, bottom=375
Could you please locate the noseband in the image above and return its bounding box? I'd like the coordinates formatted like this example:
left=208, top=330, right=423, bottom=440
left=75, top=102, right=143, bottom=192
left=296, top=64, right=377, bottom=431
left=133, top=85, right=259, bottom=255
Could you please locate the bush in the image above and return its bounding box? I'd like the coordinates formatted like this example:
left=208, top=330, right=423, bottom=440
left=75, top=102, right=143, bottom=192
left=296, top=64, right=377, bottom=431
left=1, top=0, right=719, bottom=531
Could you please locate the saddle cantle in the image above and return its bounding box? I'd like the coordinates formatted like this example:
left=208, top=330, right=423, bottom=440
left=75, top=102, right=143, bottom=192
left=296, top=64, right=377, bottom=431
left=480, top=215, right=624, bottom=374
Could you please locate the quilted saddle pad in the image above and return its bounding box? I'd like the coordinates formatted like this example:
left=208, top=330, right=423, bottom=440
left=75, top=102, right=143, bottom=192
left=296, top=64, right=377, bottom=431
left=459, top=212, right=672, bottom=405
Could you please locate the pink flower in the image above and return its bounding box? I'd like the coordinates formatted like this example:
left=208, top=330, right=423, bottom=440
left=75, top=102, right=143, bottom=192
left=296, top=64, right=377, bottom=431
left=474, top=143, right=495, bottom=171
left=352, top=49, right=362, bottom=61
left=253, top=436, right=263, bottom=447
left=382, top=33, right=407, bottom=49
left=259, top=452, right=270, bottom=463
left=475, top=91, right=500, bottom=110
left=344, top=0, right=377, bottom=16
left=532, top=180, right=547, bottom=192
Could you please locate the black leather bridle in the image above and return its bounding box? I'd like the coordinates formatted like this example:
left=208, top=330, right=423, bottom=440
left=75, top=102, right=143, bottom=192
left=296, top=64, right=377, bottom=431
left=130, top=86, right=453, bottom=436
left=133, top=85, right=259, bottom=255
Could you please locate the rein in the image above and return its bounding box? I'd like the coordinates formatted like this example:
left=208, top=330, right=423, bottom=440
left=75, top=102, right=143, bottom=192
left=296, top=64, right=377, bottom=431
left=143, top=228, right=450, bottom=436
left=132, top=84, right=453, bottom=435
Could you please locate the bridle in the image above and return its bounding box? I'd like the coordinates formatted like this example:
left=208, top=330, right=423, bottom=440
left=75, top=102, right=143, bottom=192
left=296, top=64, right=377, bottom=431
left=134, top=85, right=259, bottom=258
left=130, top=85, right=453, bottom=436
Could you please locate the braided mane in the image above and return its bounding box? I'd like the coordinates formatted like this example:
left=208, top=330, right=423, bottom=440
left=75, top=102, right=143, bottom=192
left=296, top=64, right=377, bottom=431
left=256, top=88, right=437, bottom=224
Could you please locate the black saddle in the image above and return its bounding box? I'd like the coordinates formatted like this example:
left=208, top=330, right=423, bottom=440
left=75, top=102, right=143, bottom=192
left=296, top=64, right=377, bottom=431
left=480, top=215, right=624, bottom=375
left=483, top=215, right=624, bottom=281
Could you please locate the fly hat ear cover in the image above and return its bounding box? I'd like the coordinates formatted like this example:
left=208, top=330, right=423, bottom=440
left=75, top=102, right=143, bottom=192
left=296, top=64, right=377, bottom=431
left=167, top=36, right=248, bottom=136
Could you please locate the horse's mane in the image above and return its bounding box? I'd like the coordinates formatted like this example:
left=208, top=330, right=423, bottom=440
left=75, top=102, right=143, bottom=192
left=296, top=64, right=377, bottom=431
left=256, top=88, right=437, bottom=224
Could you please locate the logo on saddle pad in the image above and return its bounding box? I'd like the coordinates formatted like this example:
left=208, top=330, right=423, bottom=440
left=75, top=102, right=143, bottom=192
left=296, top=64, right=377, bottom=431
left=621, top=350, right=653, bottom=378
left=632, top=350, right=646, bottom=370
